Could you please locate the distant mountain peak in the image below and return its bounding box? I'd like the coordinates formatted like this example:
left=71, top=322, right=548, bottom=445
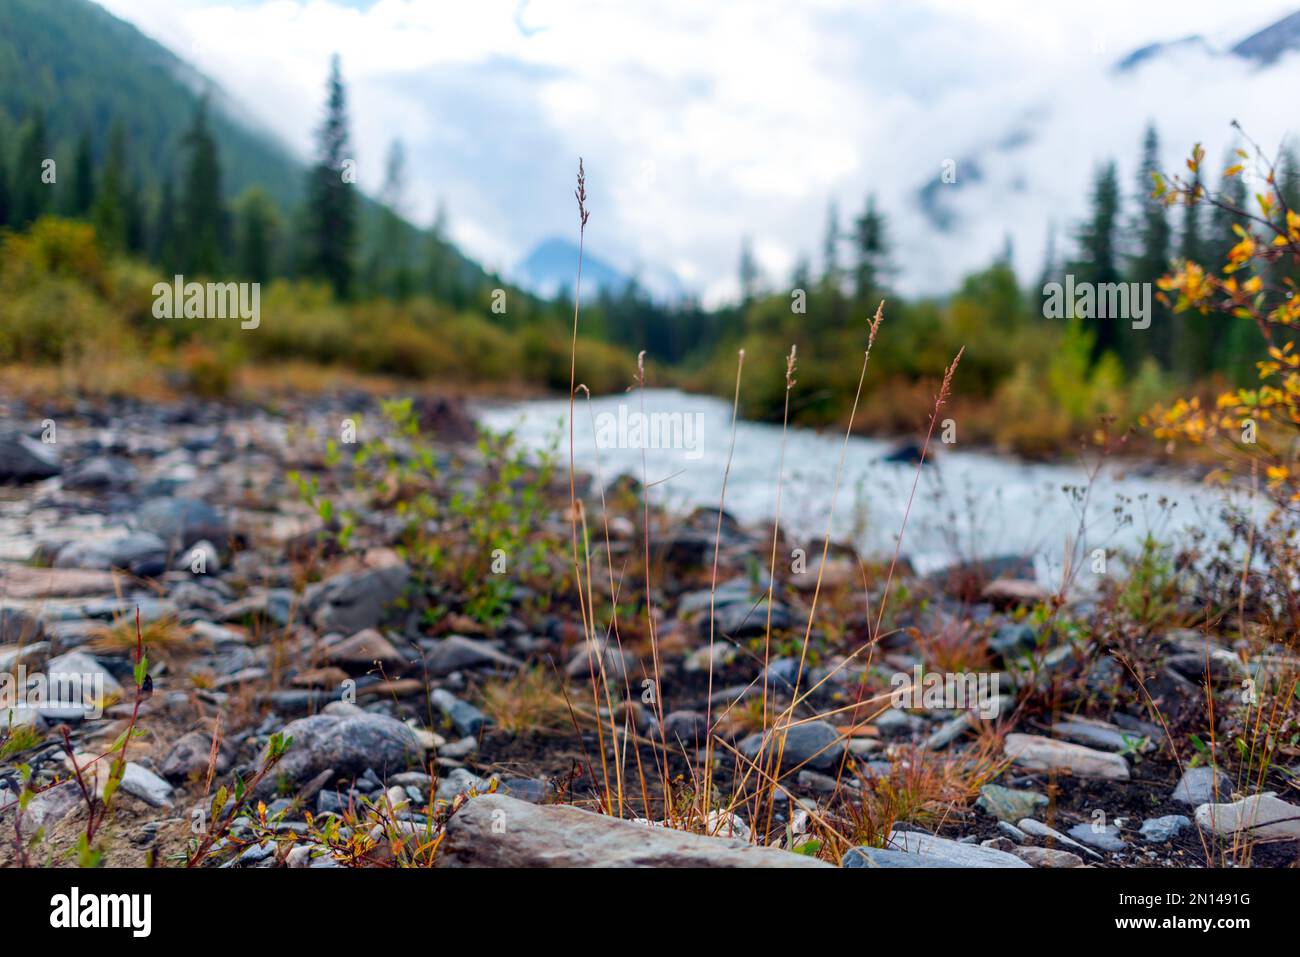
left=513, top=237, right=685, bottom=302
left=1114, top=8, right=1300, bottom=72
left=1232, top=9, right=1300, bottom=65
left=1114, top=35, right=1211, bottom=72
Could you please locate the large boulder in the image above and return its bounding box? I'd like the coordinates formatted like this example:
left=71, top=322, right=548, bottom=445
left=266, top=712, right=423, bottom=787
left=305, top=558, right=410, bottom=634
left=0, top=433, right=59, bottom=483
left=437, top=794, right=831, bottom=867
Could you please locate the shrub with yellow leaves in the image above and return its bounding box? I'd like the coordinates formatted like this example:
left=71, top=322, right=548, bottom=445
left=1144, top=125, right=1300, bottom=502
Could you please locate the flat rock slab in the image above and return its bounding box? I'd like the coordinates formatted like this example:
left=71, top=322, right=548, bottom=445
left=843, top=846, right=980, bottom=868
left=1004, top=733, right=1130, bottom=780
left=884, top=829, right=1031, bottom=868
left=1195, top=794, right=1300, bottom=843
left=1050, top=716, right=1148, bottom=753
left=1011, top=846, right=1084, bottom=868
left=437, top=794, right=832, bottom=868
left=0, top=563, right=121, bottom=599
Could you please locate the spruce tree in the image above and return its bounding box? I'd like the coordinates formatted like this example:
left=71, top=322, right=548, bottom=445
left=151, top=175, right=181, bottom=273
left=738, top=236, right=759, bottom=304
left=91, top=124, right=126, bottom=251
left=11, top=109, right=49, bottom=229
left=180, top=99, right=225, bottom=275
left=235, top=187, right=278, bottom=284
left=1203, top=155, right=1252, bottom=379
left=1129, top=124, right=1172, bottom=369
left=852, top=195, right=889, bottom=307
left=1072, top=161, right=1122, bottom=365
left=0, top=139, right=9, bottom=228
left=70, top=132, right=95, bottom=217
left=305, top=54, right=357, bottom=299
left=821, top=200, right=841, bottom=292
left=369, top=139, right=410, bottom=298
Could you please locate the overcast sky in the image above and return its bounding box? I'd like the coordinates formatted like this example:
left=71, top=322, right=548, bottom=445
left=99, top=0, right=1300, bottom=302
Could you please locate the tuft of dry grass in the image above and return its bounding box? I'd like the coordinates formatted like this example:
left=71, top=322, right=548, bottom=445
left=86, top=616, right=190, bottom=657
left=478, top=667, right=572, bottom=733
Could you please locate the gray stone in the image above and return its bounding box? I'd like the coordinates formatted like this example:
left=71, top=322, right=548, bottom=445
left=45, top=650, right=124, bottom=697
left=1194, top=793, right=1300, bottom=843
left=1012, top=846, right=1084, bottom=868
left=134, top=497, right=229, bottom=550
left=661, top=710, right=708, bottom=745
left=1017, top=818, right=1101, bottom=859
left=55, top=532, right=168, bottom=575
left=739, top=720, right=846, bottom=773
left=498, top=777, right=549, bottom=804
left=63, top=455, right=137, bottom=491
left=565, top=639, right=635, bottom=683
left=883, top=829, right=1031, bottom=867
left=990, top=622, right=1037, bottom=656
left=0, top=433, right=59, bottom=482
left=324, top=628, right=406, bottom=668
left=436, top=767, right=492, bottom=802
left=268, top=712, right=423, bottom=787
left=424, top=635, right=521, bottom=676
left=1140, top=814, right=1191, bottom=842
left=1004, top=733, right=1130, bottom=780
left=1171, top=766, right=1233, bottom=805
left=975, top=784, right=1048, bottom=823
left=437, top=794, right=831, bottom=867
left=305, top=561, right=410, bottom=634
left=703, top=599, right=792, bottom=639
left=161, top=730, right=234, bottom=781
left=843, top=846, right=971, bottom=868
left=0, top=607, right=44, bottom=644
left=1051, top=716, right=1149, bottom=753
left=998, top=820, right=1029, bottom=842
left=19, top=781, right=80, bottom=830
left=178, top=540, right=220, bottom=574
left=120, top=763, right=174, bottom=808
left=678, top=578, right=753, bottom=616
left=430, top=688, right=488, bottom=737
left=1066, top=822, right=1128, bottom=853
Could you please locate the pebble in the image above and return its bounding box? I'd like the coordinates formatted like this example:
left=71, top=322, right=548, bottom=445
left=1017, top=818, right=1101, bottom=859
left=1066, top=821, right=1128, bottom=853
left=430, top=689, right=488, bottom=737
left=1171, top=766, right=1233, bottom=805
left=975, top=784, right=1048, bottom=823
left=1140, top=814, right=1191, bottom=843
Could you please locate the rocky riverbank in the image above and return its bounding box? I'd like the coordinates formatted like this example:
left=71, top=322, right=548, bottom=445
left=1, top=392, right=1297, bottom=868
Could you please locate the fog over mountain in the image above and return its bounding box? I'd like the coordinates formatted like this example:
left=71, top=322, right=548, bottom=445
left=100, top=0, right=1300, bottom=303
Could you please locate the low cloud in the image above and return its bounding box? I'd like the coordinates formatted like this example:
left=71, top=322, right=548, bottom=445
left=101, top=0, right=1300, bottom=302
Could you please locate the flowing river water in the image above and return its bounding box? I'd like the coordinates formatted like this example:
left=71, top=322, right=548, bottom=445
left=476, top=388, right=1257, bottom=584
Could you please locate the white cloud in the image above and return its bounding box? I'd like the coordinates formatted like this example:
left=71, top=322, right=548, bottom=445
left=99, top=0, right=1300, bottom=302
